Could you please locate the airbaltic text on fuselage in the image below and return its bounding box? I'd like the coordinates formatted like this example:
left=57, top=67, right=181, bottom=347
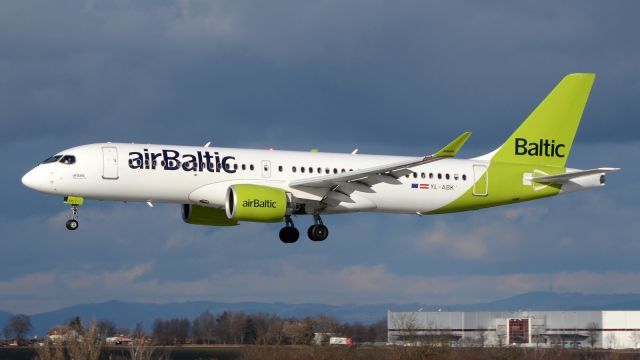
left=128, top=149, right=236, bottom=173
left=515, top=138, right=566, bottom=158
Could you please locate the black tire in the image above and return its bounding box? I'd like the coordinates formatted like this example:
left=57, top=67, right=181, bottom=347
left=65, top=219, right=79, bottom=231
left=309, top=224, right=329, bottom=241
left=279, top=227, right=299, bottom=243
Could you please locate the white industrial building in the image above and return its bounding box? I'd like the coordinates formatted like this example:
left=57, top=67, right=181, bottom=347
left=388, top=311, right=640, bottom=349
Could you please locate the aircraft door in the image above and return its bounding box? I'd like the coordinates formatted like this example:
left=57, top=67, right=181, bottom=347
left=472, top=164, right=488, bottom=196
left=102, top=146, right=119, bottom=180
left=261, top=160, right=271, bottom=178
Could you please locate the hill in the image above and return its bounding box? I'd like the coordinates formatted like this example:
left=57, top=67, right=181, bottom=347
left=5, top=292, right=640, bottom=336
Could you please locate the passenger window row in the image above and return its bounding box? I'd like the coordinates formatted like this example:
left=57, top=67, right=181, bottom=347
left=406, top=172, right=467, bottom=181
left=127, top=159, right=466, bottom=182
left=290, top=166, right=353, bottom=174
left=128, top=159, right=359, bottom=176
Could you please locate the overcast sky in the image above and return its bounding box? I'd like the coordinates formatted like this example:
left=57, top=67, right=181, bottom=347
left=1, top=0, right=639, bottom=314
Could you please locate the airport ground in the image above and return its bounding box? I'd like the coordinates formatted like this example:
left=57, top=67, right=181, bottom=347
left=3, top=345, right=640, bottom=360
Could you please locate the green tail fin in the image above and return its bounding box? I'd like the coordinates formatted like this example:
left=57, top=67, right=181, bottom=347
left=490, top=73, right=596, bottom=167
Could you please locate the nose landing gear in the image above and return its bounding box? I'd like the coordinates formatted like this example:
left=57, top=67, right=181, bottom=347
left=64, top=196, right=83, bottom=231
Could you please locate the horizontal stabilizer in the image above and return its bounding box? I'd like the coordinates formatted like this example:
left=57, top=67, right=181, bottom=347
left=530, top=167, right=620, bottom=184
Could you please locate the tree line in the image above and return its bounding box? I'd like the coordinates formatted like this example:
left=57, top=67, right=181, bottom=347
left=2, top=311, right=387, bottom=346
left=152, top=311, right=387, bottom=345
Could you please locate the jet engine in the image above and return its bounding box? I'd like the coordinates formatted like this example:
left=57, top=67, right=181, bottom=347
left=225, top=184, right=290, bottom=222
left=181, top=204, right=238, bottom=226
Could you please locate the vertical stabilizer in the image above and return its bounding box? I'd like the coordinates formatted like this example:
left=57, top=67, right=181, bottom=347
left=490, top=73, right=595, bottom=167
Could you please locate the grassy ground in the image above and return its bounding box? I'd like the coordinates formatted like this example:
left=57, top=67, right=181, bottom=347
left=3, top=345, right=640, bottom=360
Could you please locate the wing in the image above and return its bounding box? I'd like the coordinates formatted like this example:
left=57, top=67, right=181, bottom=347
left=529, top=167, right=620, bottom=184
left=289, top=132, right=471, bottom=190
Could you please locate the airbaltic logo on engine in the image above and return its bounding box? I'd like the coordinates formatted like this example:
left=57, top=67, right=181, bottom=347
left=128, top=149, right=236, bottom=173
left=242, top=199, right=277, bottom=208
left=515, top=138, right=566, bottom=158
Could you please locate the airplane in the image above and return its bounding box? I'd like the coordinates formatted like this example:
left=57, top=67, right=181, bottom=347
left=21, top=73, right=619, bottom=243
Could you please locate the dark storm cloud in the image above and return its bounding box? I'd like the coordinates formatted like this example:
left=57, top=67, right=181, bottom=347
left=1, top=0, right=638, bottom=153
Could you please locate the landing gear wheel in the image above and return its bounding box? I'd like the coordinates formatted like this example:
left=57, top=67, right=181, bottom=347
left=308, top=213, right=329, bottom=241
left=66, top=219, right=79, bottom=231
left=308, top=224, right=328, bottom=241
left=279, top=227, right=299, bottom=243
left=279, top=215, right=299, bottom=244
left=65, top=203, right=80, bottom=231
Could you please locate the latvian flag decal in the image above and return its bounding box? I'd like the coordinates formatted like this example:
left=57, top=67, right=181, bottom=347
left=411, top=183, right=429, bottom=189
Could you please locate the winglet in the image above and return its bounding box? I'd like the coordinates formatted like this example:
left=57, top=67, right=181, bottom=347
left=433, top=132, right=472, bottom=157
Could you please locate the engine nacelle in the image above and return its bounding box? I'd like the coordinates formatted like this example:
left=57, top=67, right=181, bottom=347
left=181, top=204, right=238, bottom=226
left=225, top=184, right=289, bottom=222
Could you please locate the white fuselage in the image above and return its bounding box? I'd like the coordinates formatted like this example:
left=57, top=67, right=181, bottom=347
left=22, top=143, right=483, bottom=215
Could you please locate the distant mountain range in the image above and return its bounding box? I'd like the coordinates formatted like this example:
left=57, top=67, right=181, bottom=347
left=5, top=291, right=640, bottom=336
left=0, top=311, right=11, bottom=331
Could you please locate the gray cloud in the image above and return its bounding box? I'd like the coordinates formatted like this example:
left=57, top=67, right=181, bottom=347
left=2, top=1, right=640, bottom=313
left=1, top=1, right=639, bottom=151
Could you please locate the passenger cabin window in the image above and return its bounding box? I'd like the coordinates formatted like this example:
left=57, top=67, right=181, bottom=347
left=301, top=167, right=306, bottom=173
left=292, top=166, right=297, bottom=173
left=241, top=164, right=246, bottom=171
left=462, top=174, right=467, bottom=181
left=278, top=165, right=283, bottom=172
left=445, top=174, right=450, bottom=180
left=309, top=167, right=314, bottom=174
left=42, top=155, right=62, bottom=164
left=249, top=164, right=255, bottom=171
left=437, top=173, right=442, bottom=179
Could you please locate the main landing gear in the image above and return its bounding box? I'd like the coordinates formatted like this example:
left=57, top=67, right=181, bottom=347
left=279, top=216, right=299, bottom=243
left=308, top=214, right=329, bottom=242
left=64, top=196, right=84, bottom=231
left=278, top=214, right=329, bottom=244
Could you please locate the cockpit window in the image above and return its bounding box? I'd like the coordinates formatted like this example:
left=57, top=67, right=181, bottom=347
left=60, top=155, right=76, bottom=165
left=41, top=155, right=62, bottom=164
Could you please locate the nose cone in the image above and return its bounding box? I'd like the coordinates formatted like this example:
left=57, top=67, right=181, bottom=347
left=22, top=167, right=49, bottom=192
left=22, top=168, right=37, bottom=188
